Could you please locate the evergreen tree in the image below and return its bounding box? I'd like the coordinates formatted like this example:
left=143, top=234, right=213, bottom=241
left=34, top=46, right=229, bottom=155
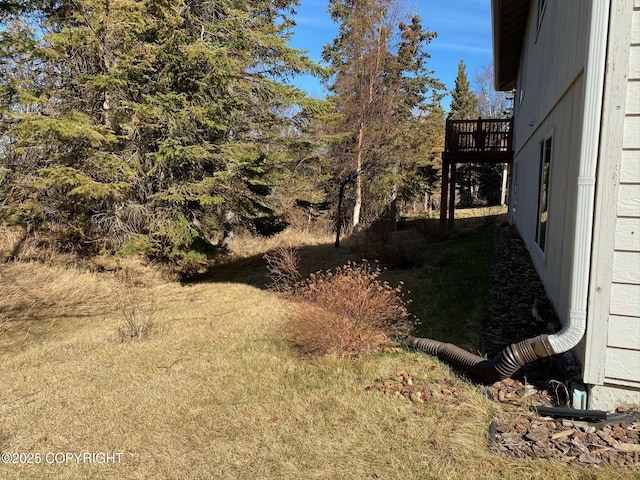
left=0, top=1, right=325, bottom=268
left=448, top=59, right=479, bottom=206
left=449, top=59, right=478, bottom=120
left=399, top=92, right=445, bottom=216
left=322, top=0, right=442, bottom=241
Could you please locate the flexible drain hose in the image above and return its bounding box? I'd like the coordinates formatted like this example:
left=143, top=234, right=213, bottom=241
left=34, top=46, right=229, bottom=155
left=406, top=335, right=555, bottom=383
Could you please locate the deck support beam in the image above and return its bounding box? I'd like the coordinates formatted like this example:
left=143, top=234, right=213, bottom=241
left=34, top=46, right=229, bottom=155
left=440, top=160, right=449, bottom=228
left=448, top=163, right=456, bottom=228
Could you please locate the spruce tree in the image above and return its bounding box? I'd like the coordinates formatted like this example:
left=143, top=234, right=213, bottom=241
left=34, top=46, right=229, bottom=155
left=449, top=59, right=478, bottom=120
left=448, top=59, right=479, bottom=206
left=0, top=1, right=325, bottom=267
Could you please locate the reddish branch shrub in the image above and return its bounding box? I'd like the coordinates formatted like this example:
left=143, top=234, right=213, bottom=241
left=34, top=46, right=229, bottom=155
left=268, top=254, right=417, bottom=358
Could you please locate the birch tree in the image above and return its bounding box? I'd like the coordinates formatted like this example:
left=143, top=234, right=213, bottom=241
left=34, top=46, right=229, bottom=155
left=323, top=0, right=442, bottom=239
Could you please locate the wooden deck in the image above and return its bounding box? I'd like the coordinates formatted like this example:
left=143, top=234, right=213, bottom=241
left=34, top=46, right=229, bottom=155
left=440, top=118, right=514, bottom=227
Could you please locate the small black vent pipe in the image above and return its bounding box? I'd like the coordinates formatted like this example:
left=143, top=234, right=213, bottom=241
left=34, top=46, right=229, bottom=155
left=406, top=335, right=555, bottom=384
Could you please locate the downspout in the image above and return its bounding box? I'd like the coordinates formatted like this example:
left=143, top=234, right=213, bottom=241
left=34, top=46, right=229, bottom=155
left=408, top=2, right=609, bottom=383
left=548, top=0, right=609, bottom=356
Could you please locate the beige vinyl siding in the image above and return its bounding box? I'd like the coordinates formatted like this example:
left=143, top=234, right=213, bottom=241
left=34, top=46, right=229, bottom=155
left=617, top=184, right=640, bottom=216
left=620, top=150, right=640, bottom=182
left=510, top=0, right=588, bottom=320
left=605, top=349, right=640, bottom=386
left=573, top=0, right=640, bottom=400
left=506, top=0, right=640, bottom=403
left=604, top=0, right=640, bottom=387
left=623, top=115, right=640, bottom=148
left=608, top=315, right=640, bottom=349
left=612, top=251, right=640, bottom=283
left=512, top=1, right=588, bottom=147
left=630, top=46, right=640, bottom=79
left=614, top=218, right=639, bottom=251
left=610, top=284, right=640, bottom=317
left=627, top=81, right=640, bottom=115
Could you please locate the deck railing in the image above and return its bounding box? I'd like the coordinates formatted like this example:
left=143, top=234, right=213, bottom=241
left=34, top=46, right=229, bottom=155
left=444, top=118, right=513, bottom=153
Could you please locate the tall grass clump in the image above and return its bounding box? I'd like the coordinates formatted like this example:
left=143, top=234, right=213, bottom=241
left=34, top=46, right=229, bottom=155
left=266, top=249, right=418, bottom=357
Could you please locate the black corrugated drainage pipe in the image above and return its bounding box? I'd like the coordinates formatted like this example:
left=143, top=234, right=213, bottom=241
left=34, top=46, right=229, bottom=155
left=405, top=334, right=556, bottom=384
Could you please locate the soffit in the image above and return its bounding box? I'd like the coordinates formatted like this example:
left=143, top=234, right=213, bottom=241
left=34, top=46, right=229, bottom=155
left=492, top=0, right=531, bottom=91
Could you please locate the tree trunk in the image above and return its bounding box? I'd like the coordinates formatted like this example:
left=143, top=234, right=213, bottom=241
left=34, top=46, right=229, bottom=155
left=335, top=181, right=347, bottom=248
left=352, top=16, right=384, bottom=233
left=352, top=121, right=364, bottom=232
left=425, top=192, right=431, bottom=218
left=390, top=184, right=398, bottom=232
left=500, top=162, right=509, bottom=205
left=221, top=210, right=236, bottom=250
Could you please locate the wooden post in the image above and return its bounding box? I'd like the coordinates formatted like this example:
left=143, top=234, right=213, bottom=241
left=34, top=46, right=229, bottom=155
left=448, top=162, right=456, bottom=228
left=507, top=117, right=514, bottom=152
left=440, top=159, right=449, bottom=228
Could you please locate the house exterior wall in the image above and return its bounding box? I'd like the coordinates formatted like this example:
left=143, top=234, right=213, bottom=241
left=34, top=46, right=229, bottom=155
left=509, top=0, right=639, bottom=410
left=584, top=0, right=640, bottom=409
left=509, top=0, right=589, bottom=324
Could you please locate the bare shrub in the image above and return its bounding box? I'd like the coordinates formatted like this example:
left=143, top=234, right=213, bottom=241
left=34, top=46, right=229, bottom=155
left=476, top=205, right=505, bottom=225
left=283, top=261, right=418, bottom=358
left=116, top=293, right=156, bottom=341
left=264, top=247, right=302, bottom=292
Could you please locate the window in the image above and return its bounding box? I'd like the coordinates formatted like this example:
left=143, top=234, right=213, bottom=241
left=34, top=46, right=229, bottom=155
left=535, top=136, right=552, bottom=252
left=535, top=0, right=547, bottom=40
left=537, top=0, right=547, bottom=29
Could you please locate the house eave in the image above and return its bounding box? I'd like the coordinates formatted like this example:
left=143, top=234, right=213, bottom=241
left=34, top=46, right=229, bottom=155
left=491, top=0, right=531, bottom=91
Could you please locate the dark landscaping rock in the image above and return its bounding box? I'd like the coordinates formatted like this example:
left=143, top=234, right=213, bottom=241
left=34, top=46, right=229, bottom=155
left=486, top=224, right=639, bottom=470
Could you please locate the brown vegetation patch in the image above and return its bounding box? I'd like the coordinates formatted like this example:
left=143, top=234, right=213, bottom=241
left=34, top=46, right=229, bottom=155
left=375, top=369, right=461, bottom=403
left=272, top=256, right=418, bottom=358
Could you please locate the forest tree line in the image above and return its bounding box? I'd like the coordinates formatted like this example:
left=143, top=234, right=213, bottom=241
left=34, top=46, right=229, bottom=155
left=0, top=0, right=510, bottom=269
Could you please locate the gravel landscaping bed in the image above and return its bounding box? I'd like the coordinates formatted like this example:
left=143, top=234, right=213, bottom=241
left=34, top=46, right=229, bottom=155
left=484, top=224, right=639, bottom=469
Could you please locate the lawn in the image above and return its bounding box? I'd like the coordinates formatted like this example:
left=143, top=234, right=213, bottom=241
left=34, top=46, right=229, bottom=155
left=0, top=217, right=634, bottom=479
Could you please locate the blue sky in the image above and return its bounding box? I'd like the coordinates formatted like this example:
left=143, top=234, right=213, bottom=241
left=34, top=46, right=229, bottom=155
left=288, top=0, right=493, bottom=112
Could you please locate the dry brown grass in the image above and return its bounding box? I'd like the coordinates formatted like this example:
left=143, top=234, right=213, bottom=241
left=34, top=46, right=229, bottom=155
left=0, top=224, right=24, bottom=261
left=0, top=262, right=118, bottom=320
left=0, top=257, right=165, bottom=316
left=0, top=224, right=85, bottom=264
left=1, top=278, right=626, bottom=480
left=230, top=227, right=335, bottom=259
left=0, top=226, right=635, bottom=479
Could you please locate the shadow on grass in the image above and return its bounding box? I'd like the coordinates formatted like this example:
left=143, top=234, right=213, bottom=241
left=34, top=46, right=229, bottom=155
left=181, top=236, right=360, bottom=289
left=184, top=214, right=503, bottom=354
